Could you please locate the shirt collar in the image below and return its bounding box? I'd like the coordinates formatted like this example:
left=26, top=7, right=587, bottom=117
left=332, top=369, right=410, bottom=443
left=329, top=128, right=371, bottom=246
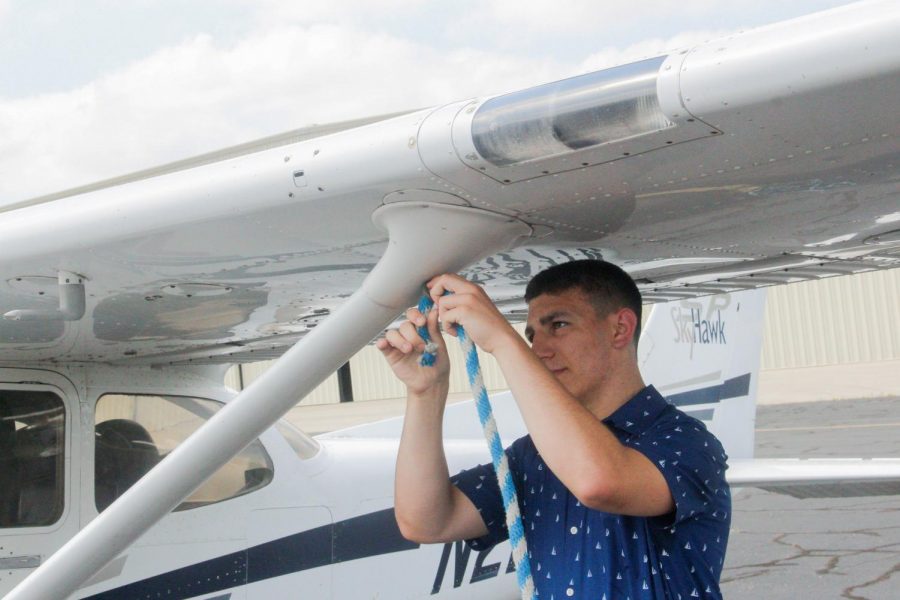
left=602, top=385, right=669, bottom=435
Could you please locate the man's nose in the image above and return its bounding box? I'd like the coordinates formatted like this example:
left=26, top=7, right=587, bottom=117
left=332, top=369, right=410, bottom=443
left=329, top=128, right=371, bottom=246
left=530, top=333, right=554, bottom=359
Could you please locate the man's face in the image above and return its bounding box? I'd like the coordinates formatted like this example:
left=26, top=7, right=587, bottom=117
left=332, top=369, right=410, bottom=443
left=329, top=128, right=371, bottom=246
left=524, top=288, right=613, bottom=403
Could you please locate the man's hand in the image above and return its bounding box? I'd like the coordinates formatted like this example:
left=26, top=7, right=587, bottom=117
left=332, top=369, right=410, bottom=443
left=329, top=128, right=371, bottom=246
left=376, top=305, right=450, bottom=396
left=427, top=274, right=520, bottom=355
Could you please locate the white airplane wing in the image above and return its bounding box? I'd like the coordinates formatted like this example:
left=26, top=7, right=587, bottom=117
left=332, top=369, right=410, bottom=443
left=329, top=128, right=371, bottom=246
left=1, top=0, right=898, bottom=368
left=728, top=459, right=900, bottom=498
left=3, top=1, right=900, bottom=597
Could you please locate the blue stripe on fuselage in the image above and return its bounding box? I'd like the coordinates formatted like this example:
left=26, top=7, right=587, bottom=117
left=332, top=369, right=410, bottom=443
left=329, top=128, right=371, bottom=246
left=666, top=373, right=750, bottom=407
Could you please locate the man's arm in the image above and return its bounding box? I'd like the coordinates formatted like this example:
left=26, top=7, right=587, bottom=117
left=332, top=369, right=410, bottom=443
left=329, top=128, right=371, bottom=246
left=378, top=306, right=488, bottom=543
left=393, top=386, right=488, bottom=542
left=491, top=338, right=673, bottom=516
left=428, top=274, right=673, bottom=518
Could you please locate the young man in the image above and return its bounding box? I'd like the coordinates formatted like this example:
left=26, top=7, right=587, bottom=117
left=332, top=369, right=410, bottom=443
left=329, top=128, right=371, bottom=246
left=377, top=260, right=730, bottom=599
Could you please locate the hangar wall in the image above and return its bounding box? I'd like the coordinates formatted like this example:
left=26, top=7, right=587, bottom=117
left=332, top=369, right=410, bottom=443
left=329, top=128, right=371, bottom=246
left=225, top=269, right=900, bottom=404
left=760, top=268, right=899, bottom=368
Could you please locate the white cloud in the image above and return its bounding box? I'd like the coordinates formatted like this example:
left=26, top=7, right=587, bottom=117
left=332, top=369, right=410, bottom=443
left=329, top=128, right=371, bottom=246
left=0, top=0, right=10, bottom=29
left=0, top=23, right=563, bottom=202
left=576, top=29, right=735, bottom=73
left=467, top=0, right=844, bottom=36
left=240, top=0, right=429, bottom=26
left=477, top=0, right=708, bottom=34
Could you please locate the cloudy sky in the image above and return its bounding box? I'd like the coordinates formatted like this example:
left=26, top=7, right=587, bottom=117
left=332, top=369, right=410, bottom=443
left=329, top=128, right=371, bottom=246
left=0, top=0, right=853, bottom=202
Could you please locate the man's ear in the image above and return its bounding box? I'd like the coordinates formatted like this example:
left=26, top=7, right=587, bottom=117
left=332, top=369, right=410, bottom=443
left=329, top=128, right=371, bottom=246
left=610, top=308, right=638, bottom=350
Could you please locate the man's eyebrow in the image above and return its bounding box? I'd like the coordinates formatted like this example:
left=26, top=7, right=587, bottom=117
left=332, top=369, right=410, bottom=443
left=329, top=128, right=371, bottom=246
left=538, top=310, right=572, bottom=326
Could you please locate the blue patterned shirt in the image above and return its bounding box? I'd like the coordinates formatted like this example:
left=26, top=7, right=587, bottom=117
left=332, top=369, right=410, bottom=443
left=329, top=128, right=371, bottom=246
left=452, top=385, right=730, bottom=599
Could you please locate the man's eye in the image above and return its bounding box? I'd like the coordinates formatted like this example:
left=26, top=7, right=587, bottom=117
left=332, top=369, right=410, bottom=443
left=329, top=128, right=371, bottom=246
left=551, top=321, right=568, bottom=330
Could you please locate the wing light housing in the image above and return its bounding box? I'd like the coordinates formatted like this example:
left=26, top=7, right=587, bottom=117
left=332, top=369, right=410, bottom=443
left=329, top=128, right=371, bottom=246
left=440, top=54, right=720, bottom=184
left=472, top=56, right=672, bottom=167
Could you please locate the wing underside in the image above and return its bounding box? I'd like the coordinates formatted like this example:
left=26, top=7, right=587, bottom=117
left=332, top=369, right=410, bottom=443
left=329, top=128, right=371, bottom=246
left=1, top=1, right=898, bottom=366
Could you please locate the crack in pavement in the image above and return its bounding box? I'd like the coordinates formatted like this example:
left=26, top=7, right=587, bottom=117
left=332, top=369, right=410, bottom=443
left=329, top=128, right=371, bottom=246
left=842, top=561, right=900, bottom=600
left=723, top=527, right=900, bottom=598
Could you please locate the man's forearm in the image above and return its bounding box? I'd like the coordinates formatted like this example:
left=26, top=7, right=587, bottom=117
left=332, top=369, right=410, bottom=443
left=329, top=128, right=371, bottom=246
left=491, top=335, right=629, bottom=500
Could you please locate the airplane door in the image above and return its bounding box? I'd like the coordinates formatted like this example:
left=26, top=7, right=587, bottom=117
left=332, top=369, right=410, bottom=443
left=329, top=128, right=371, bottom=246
left=0, top=372, right=81, bottom=598
left=75, top=391, right=284, bottom=599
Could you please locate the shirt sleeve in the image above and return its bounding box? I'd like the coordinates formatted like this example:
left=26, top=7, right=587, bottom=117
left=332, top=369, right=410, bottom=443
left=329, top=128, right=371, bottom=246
left=451, top=460, right=508, bottom=550
left=629, top=412, right=730, bottom=529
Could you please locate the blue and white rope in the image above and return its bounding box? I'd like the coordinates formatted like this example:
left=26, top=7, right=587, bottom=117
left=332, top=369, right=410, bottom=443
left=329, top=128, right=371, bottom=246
left=418, top=293, right=537, bottom=600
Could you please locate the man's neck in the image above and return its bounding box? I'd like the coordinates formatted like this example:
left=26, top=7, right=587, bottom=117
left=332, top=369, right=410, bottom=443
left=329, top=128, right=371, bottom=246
left=581, top=365, right=646, bottom=421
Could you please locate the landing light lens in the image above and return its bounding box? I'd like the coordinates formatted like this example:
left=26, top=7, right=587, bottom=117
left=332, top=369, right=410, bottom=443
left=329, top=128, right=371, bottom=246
left=472, top=56, right=672, bottom=167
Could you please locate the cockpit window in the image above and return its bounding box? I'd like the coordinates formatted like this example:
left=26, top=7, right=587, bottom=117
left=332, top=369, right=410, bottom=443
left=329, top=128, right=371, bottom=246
left=95, top=394, right=273, bottom=513
left=0, top=390, right=65, bottom=528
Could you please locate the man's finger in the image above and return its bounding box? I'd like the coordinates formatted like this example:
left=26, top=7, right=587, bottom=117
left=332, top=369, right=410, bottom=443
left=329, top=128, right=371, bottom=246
left=375, top=337, right=405, bottom=365
left=385, top=329, right=414, bottom=353
left=439, top=308, right=460, bottom=337
left=435, top=292, right=464, bottom=312
left=427, top=273, right=467, bottom=300
left=426, top=307, right=445, bottom=349
left=406, top=307, right=426, bottom=327
left=397, top=320, right=425, bottom=351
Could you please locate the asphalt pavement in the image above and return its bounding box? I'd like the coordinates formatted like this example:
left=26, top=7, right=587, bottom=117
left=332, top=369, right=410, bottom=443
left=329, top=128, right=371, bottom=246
left=721, top=397, right=900, bottom=600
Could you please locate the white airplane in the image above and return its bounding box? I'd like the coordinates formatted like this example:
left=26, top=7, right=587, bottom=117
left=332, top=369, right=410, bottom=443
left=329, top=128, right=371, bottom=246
left=2, top=0, right=900, bottom=597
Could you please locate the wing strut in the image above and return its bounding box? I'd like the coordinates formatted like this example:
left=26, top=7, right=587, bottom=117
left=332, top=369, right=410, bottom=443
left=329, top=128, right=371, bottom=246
left=7, top=198, right=531, bottom=600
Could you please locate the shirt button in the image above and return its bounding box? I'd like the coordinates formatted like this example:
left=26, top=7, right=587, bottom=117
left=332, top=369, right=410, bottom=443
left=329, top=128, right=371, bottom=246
left=570, top=526, right=578, bottom=534
left=566, top=588, right=574, bottom=596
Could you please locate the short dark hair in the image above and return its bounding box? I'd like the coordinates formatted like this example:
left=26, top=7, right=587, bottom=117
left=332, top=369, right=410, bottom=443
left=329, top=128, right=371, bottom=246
left=524, top=260, right=642, bottom=344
